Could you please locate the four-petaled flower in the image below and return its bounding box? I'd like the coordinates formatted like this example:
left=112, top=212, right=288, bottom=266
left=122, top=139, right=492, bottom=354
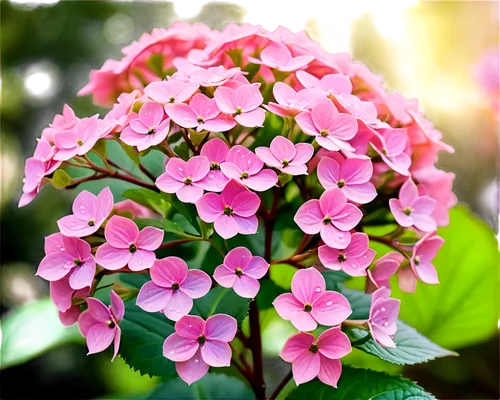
left=78, top=291, right=124, bottom=360
left=281, top=327, right=352, bottom=387
left=214, top=83, right=266, bottom=127
left=199, top=138, right=230, bottom=192
left=294, top=187, right=363, bottom=249
left=296, top=71, right=353, bottom=98
left=220, top=145, right=278, bottom=191
left=367, top=252, right=404, bottom=293
left=410, top=232, right=444, bottom=285
left=136, top=257, right=211, bottom=321
left=196, top=180, right=260, bottom=239
left=121, top=102, right=171, bottom=151
left=296, top=100, right=357, bottom=152
left=213, top=247, right=270, bottom=298
left=368, top=287, right=400, bottom=348
left=53, top=115, right=101, bottom=161
left=248, top=42, right=314, bottom=72
left=264, top=82, right=325, bottom=117
left=273, top=267, right=352, bottom=331
left=95, top=215, right=164, bottom=271
left=255, top=136, right=314, bottom=176
left=370, top=128, right=411, bottom=176
left=57, top=187, right=113, bottom=237
left=389, top=178, right=437, bottom=232
left=163, top=314, right=237, bottom=385
left=145, top=80, right=199, bottom=105
left=318, top=232, right=376, bottom=276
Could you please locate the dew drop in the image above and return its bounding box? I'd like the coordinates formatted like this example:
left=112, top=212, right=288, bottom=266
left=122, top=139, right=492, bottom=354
left=194, top=359, right=199, bottom=363
left=315, top=287, right=321, bottom=293
left=326, top=301, right=333, bottom=306
left=169, top=350, right=174, bottom=354
left=381, top=307, right=386, bottom=312
left=383, top=321, right=389, bottom=327
left=188, top=324, right=192, bottom=328
left=70, top=223, right=76, bottom=227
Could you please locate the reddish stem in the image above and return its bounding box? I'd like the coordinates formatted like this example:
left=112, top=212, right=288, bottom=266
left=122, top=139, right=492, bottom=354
left=269, top=370, right=293, bottom=400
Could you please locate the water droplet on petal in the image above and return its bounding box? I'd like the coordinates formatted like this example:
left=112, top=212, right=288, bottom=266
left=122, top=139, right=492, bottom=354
left=326, top=301, right=333, bottom=306
left=381, top=307, right=386, bottom=312
left=315, top=287, right=321, bottom=293
left=383, top=321, right=389, bottom=327
left=194, top=359, right=199, bottom=363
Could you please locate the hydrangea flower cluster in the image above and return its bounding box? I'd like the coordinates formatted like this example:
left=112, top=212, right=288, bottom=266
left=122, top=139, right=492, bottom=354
left=23, top=22, right=455, bottom=397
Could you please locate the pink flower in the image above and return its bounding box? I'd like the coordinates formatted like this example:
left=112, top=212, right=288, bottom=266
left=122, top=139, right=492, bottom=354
left=120, top=102, right=171, bottom=151
left=371, top=128, right=411, bottom=176
left=255, top=136, right=314, bottom=176
left=220, top=146, right=278, bottom=191
left=18, top=158, right=49, bottom=207
left=37, top=234, right=96, bottom=290
left=78, top=291, right=124, bottom=360
left=144, top=80, right=199, bottom=104
left=317, top=156, right=377, bottom=204
left=95, top=215, right=164, bottom=271
left=248, top=42, right=314, bottom=72
left=273, top=268, right=351, bottom=331
left=166, top=93, right=236, bottom=132
left=318, top=233, right=376, bottom=276
left=409, top=232, right=444, bottom=285
left=368, top=287, right=400, bottom=348
left=367, top=252, right=404, bottom=293
left=196, top=180, right=260, bottom=239
left=114, top=200, right=155, bottom=219
left=50, top=274, right=90, bottom=326
left=213, top=247, right=269, bottom=298
left=264, top=82, right=325, bottom=117
left=296, top=70, right=353, bottom=97
left=136, top=256, right=211, bottom=321
left=199, top=138, right=230, bottom=192
left=281, top=327, right=352, bottom=387
left=42, top=104, right=79, bottom=143
left=156, top=156, right=211, bottom=203
left=296, top=100, right=357, bottom=152
left=53, top=115, right=101, bottom=161
left=100, top=90, right=142, bottom=137
left=214, top=84, right=265, bottom=127
left=163, top=314, right=237, bottom=385
left=294, top=187, right=363, bottom=249
left=173, top=61, right=243, bottom=87
left=389, top=178, right=437, bottom=232
left=57, top=188, right=114, bottom=237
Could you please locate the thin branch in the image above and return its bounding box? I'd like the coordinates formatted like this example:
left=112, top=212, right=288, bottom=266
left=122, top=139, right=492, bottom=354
left=249, top=300, right=266, bottom=399
left=269, top=370, right=293, bottom=400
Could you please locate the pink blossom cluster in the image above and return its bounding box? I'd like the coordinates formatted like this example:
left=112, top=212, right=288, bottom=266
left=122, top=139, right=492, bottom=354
left=23, top=22, right=456, bottom=389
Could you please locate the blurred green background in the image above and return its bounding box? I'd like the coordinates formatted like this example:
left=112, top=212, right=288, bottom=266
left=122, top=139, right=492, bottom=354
left=1, top=1, right=498, bottom=399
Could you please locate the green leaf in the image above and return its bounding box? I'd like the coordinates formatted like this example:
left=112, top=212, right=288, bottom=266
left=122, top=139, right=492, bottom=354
left=146, top=373, right=254, bottom=399
left=135, top=217, right=186, bottom=236
left=322, top=270, right=351, bottom=290
left=119, top=141, right=140, bottom=165
left=286, top=366, right=435, bottom=400
left=93, top=138, right=107, bottom=158
left=118, top=274, right=177, bottom=378
left=193, top=286, right=250, bottom=327
left=147, top=53, right=165, bottom=78
left=256, top=279, right=286, bottom=309
left=122, top=188, right=171, bottom=217
left=0, top=298, right=83, bottom=369
left=391, top=205, right=499, bottom=349
left=51, top=169, right=73, bottom=188
left=346, top=321, right=457, bottom=366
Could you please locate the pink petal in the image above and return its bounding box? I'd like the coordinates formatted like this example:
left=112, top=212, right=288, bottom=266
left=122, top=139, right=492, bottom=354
left=62, top=236, right=91, bottom=259
left=138, top=102, right=164, bottom=128
left=199, top=115, right=236, bottom=132
left=331, top=203, right=363, bottom=231
left=180, top=270, right=212, bottom=299
left=320, top=223, right=351, bottom=249
left=342, top=182, right=377, bottom=204
left=389, top=199, right=413, bottom=228
left=318, top=356, right=342, bottom=388
left=233, top=215, right=258, bottom=235
left=164, top=290, right=194, bottom=321
left=291, top=267, right=326, bottom=304
left=294, top=199, right=324, bottom=235
left=110, top=290, right=124, bottom=320
left=136, top=281, right=172, bottom=312
left=196, top=193, right=224, bottom=223
left=399, top=178, right=419, bottom=206
left=104, top=216, right=138, bottom=248
left=72, top=190, right=98, bottom=222
left=370, top=324, right=396, bottom=347
left=176, top=184, right=205, bottom=204
left=57, top=215, right=96, bottom=238
left=243, top=256, right=269, bottom=279
left=311, top=291, right=352, bottom=326
left=290, top=311, right=318, bottom=332
left=36, top=252, right=73, bottom=281
left=397, top=267, right=417, bottom=293
left=165, top=103, right=198, bottom=128
left=95, top=244, right=131, bottom=271
left=311, top=100, right=338, bottom=131
left=235, top=108, right=266, bottom=127
left=86, top=297, right=111, bottom=322
left=317, top=327, right=352, bottom=359
left=225, top=146, right=263, bottom=175
left=295, top=111, right=318, bottom=136
left=244, top=169, right=278, bottom=191
left=412, top=213, right=437, bottom=232
left=165, top=157, right=189, bottom=181
left=292, top=143, right=314, bottom=164
left=128, top=249, right=156, bottom=271
left=283, top=55, right=314, bottom=72
left=205, top=314, right=237, bottom=342
left=317, top=157, right=341, bottom=189
left=233, top=275, right=260, bottom=298
left=186, top=156, right=211, bottom=181
left=255, top=147, right=281, bottom=168
left=151, top=256, right=188, bottom=287
left=236, top=84, right=263, bottom=112
left=273, top=82, right=298, bottom=105
left=214, top=215, right=240, bottom=239
left=214, top=86, right=238, bottom=114
left=190, top=93, right=220, bottom=120
left=176, top=349, right=209, bottom=385
left=96, top=187, right=114, bottom=221
left=346, top=232, right=369, bottom=257
left=69, top=259, right=96, bottom=290
left=112, top=325, right=121, bottom=361
left=198, top=170, right=229, bottom=192
left=156, top=172, right=185, bottom=194
left=280, top=332, right=314, bottom=362
left=59, top=306, right=82, bottom=327
left=292, top=351, right=321, bottom=385
left=86, top=323, right=116, bottom=355
left=220, top=179, right=247, bottom=204
left=175, top=315, right=205, bottom=339
left=136, top=226, right=164, bottom=250
left=273, top=293, right=304, bottom=320
left=44, top=233, right=65, bottom=254
left=201, top=340, right=231, bottom=367
left=230, top=190, right=261, bottom=217
left=225, top=246, right=253, bottom=269
left=259, top=42, right=292, bottom=67
left=220, top=162, right=243, bottom=181
left=200, top=138, right=229, bottom=164
left=341, top=158, right=373, bottom=185
left=213, top=265, right=237, bottom=288
left=319, top=187, right=347, bottom=217
left=78, top=310, right=98, bottom=337
left=318, top=246, right=342, bottom=271
left=283, top=164, right=308, bottom=176
left=163, top=333, right=199, bottom=362
left=50, top=276, right=74, bottom=312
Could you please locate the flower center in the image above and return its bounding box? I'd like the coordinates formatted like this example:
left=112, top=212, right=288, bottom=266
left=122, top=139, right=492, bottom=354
left=414, top=255, right=421, bottom=265
left=169, top=96, right=175, bottom=103
left=240, top=172, right=249, bottom=179
left=73, top=259, right=83, bottom=267
left=107, top=320, right=116, bottom=329
left=76, top=139, right=84, bottom=146
left=197, top=335, right=206, bottom=345
left=147, top=128, right=155, bottom=135
left=171, top=283, right=180, bottom=290
left=210, top=162, right=220, bottom=170
left=129, top=244, right=137, bottom=253
left=197, top=116, right=204, bottom=123
left=235, top=267, right=243, bottom=277
left=87, top=219, right=95, bottom=227
left=320, top=129, right=329, bottom=137
left=308, top=344, right=319, bottom=354
left=282, top=159, right=289, bottom=167
left=184, top=177, right=193, bottom=185
left=323, top=216, right=332, bottom=225
left=337, top=253, right=347, bottom=263
left=223, top=205, right=234, bottom=216
left=403, top=207, right=412, bottom=216
left=337, top=179, right=346, bottom=188
left=303, top=303, right=312, bottom=312
left=235, top=106, right=242, bottom=115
